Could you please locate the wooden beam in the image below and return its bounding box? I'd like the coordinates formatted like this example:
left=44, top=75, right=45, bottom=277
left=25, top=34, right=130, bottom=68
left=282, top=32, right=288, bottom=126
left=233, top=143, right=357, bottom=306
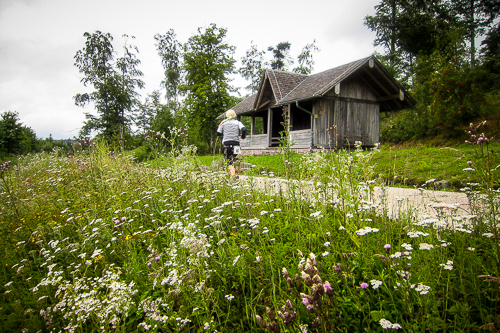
left=377, top=94, right=400, bottom=102
left=256, top=99, right=270, bottom=110
left=254, top=76, right=268, bottom=112
left=363, top=68, right=402, bottom=108
left=251, top=115, right=255, bottom=136
left=356, top=72, right=382, bottom=98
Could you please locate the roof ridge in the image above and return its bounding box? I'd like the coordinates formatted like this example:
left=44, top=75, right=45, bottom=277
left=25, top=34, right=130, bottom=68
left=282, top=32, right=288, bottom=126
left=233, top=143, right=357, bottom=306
left=270, top=70, right=283, bottom=101
left=278, top=75, right=310, bottom=103
left=267, top=69, right=308, bottom=76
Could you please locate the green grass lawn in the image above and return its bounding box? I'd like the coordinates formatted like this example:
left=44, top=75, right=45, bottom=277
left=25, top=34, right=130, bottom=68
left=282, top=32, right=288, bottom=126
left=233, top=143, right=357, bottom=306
left=197, top=142, right=500, bottom=190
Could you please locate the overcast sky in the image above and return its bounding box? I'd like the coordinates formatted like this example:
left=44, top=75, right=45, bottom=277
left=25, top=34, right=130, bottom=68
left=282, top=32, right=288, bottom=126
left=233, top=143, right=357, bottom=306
left=0, top=0, right=382, bottom=139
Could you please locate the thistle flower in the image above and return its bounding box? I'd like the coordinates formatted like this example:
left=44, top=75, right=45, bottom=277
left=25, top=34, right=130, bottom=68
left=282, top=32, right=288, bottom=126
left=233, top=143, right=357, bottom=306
left=324, top=281, right=334, bottom=296
left=360, top=282, right=369, bottom=289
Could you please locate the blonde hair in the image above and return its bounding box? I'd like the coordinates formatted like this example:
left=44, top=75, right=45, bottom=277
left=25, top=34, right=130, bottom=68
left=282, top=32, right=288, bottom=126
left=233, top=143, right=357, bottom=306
left=226, top=109, right=237, bottom=119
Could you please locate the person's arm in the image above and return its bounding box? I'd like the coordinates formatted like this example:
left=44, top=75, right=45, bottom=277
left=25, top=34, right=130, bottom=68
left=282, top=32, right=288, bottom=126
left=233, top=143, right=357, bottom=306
left=238, top=121, right=247, bottom=139
left=217, top=121, right=224, bottom=137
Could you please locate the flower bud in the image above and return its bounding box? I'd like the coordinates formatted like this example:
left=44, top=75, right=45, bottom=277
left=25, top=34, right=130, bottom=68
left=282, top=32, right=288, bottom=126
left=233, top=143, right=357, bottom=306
left=286, top=277, right=295, bottom=288
left=304, top=275, right=313, bottom=287
left=266, top=307, right=274, bottom=320
left=305, top=262, right=314, bottom=275
left=312, top=274, right=322, bottom=284
left=255, top=315, right=266, bottom=327
left=267, top=321, right=280, bottom=333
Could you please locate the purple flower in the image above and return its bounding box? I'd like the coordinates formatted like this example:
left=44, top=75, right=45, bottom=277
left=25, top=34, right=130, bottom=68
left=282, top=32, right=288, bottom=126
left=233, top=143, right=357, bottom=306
left=324, top=281, right=334, bottom=295
left=121, top=217, right=127, bottom=222
left=301, top=298, right=309, bottom=306
left=467, top=161, right=472, bottom=166
left=285, top=300, right=293, bottom=309
left=384, top=244, right=391, bottom=249
left=306, top=304, right=315, bottom=312
left=147, top=262, right=151, bottom=267
left=155, top=256, right=160, bottom=261
left=360, top=282, right=369, bottom=289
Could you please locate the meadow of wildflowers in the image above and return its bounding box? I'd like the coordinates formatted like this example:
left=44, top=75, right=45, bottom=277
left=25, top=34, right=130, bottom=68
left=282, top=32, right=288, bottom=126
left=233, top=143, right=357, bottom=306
left=0, top=134, right=499, bottom=332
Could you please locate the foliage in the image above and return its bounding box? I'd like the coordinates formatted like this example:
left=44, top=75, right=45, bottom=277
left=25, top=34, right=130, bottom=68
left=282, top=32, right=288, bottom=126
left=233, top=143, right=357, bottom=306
left=154, top=29, right=182, bottom=103
left=364, top=0, right=498, bottom=86
left=481, top=22, right=500, bottom=90
left=180, top=23, right=236, bottom=154
left=74, top=31, right=144, bottom=147
left=0, top=111, right=37, bottom=157
left=413, top=48, right=489, bottom=132
left=293, top=40, right=320, bottom=75
left=239, top=42, right=267, bottom=93
left=267, top=42, right=293, bottom=71
left=449, top=0, right=500, bottom=64
left=135, top=90, right=164, bottom=132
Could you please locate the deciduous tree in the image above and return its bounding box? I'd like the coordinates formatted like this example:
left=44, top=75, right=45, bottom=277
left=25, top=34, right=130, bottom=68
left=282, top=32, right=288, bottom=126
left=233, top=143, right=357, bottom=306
left=180, top=24, right=236, bottom=153
left=293, top=40, right=320, bottom=75
left=74, top=31, right=143, bottom=148
left=268, top=42, right=293, bottom=71
left=155, top=30, right=182, bottom=103
left=239, top=42, right=267, bottom=93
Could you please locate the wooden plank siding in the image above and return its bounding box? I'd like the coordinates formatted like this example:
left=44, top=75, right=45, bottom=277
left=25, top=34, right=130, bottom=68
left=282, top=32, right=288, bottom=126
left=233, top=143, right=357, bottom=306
left=311, top=76, right=380, bottom=148
left=241, top=134, right=268, bottom=149
left=290, top=129, right=311, bottom=148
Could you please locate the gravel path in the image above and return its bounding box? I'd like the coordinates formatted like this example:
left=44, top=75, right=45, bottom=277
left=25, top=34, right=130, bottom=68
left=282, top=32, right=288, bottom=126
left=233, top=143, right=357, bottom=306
left=237, top=175, right=471, bottom=219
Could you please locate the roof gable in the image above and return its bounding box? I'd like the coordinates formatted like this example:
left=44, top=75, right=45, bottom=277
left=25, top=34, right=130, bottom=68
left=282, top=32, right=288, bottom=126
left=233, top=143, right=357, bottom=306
left=254, top=70, right=307, bottom=111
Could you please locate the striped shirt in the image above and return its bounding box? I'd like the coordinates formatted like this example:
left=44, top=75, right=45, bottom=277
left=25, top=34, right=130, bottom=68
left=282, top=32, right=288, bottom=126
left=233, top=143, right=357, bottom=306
left=217, top=118, right=246, bottom=144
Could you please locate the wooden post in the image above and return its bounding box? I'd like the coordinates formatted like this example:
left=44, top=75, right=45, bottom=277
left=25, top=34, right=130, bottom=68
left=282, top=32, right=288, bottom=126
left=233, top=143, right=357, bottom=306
left=251, top=115, right=255, bottom=135
left=267, top=108, right=272, bottom=147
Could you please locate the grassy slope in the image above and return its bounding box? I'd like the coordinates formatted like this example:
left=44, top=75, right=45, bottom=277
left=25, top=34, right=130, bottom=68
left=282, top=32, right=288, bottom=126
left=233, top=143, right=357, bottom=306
left=198, top=142, right=500, bottom=190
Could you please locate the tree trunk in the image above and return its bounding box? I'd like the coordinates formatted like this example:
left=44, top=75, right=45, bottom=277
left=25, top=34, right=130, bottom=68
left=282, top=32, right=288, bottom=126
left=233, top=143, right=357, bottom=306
left=469, top=0, right=476, bottom=66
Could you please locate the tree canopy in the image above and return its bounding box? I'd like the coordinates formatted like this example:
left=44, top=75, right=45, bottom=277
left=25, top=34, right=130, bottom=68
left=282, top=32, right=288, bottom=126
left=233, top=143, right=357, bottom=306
left=74, top=31, right=144, bottom=148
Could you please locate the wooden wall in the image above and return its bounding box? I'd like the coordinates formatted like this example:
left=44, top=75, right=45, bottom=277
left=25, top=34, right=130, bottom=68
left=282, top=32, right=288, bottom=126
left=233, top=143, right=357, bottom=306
left=290, top=129, right=311, bottom=148
left=313, top=76, right=380, bottom=147
left=241, top=134, right=268, bottom=149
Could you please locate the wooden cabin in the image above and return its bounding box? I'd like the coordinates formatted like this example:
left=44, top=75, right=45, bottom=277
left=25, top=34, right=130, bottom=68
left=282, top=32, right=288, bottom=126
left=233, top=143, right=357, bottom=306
left=220, top=55, right=416, bottom=154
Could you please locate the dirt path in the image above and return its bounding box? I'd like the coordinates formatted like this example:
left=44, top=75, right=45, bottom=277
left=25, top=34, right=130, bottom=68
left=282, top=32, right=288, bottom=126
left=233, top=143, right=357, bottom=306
left=237, top=175, right=472, bottom=219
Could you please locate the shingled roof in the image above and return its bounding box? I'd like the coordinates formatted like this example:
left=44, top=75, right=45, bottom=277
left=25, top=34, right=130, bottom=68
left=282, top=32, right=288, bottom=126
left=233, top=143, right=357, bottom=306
left=278, top=56, right=371, bottom=104
left=221, top=55, right=415, bottom=118
left=264, top=70, right=307, bottom=102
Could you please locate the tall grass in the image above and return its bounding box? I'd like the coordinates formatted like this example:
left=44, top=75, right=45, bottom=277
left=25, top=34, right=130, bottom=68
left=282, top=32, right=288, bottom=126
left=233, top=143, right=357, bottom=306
left=0, top=138, right=499, bottom=332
